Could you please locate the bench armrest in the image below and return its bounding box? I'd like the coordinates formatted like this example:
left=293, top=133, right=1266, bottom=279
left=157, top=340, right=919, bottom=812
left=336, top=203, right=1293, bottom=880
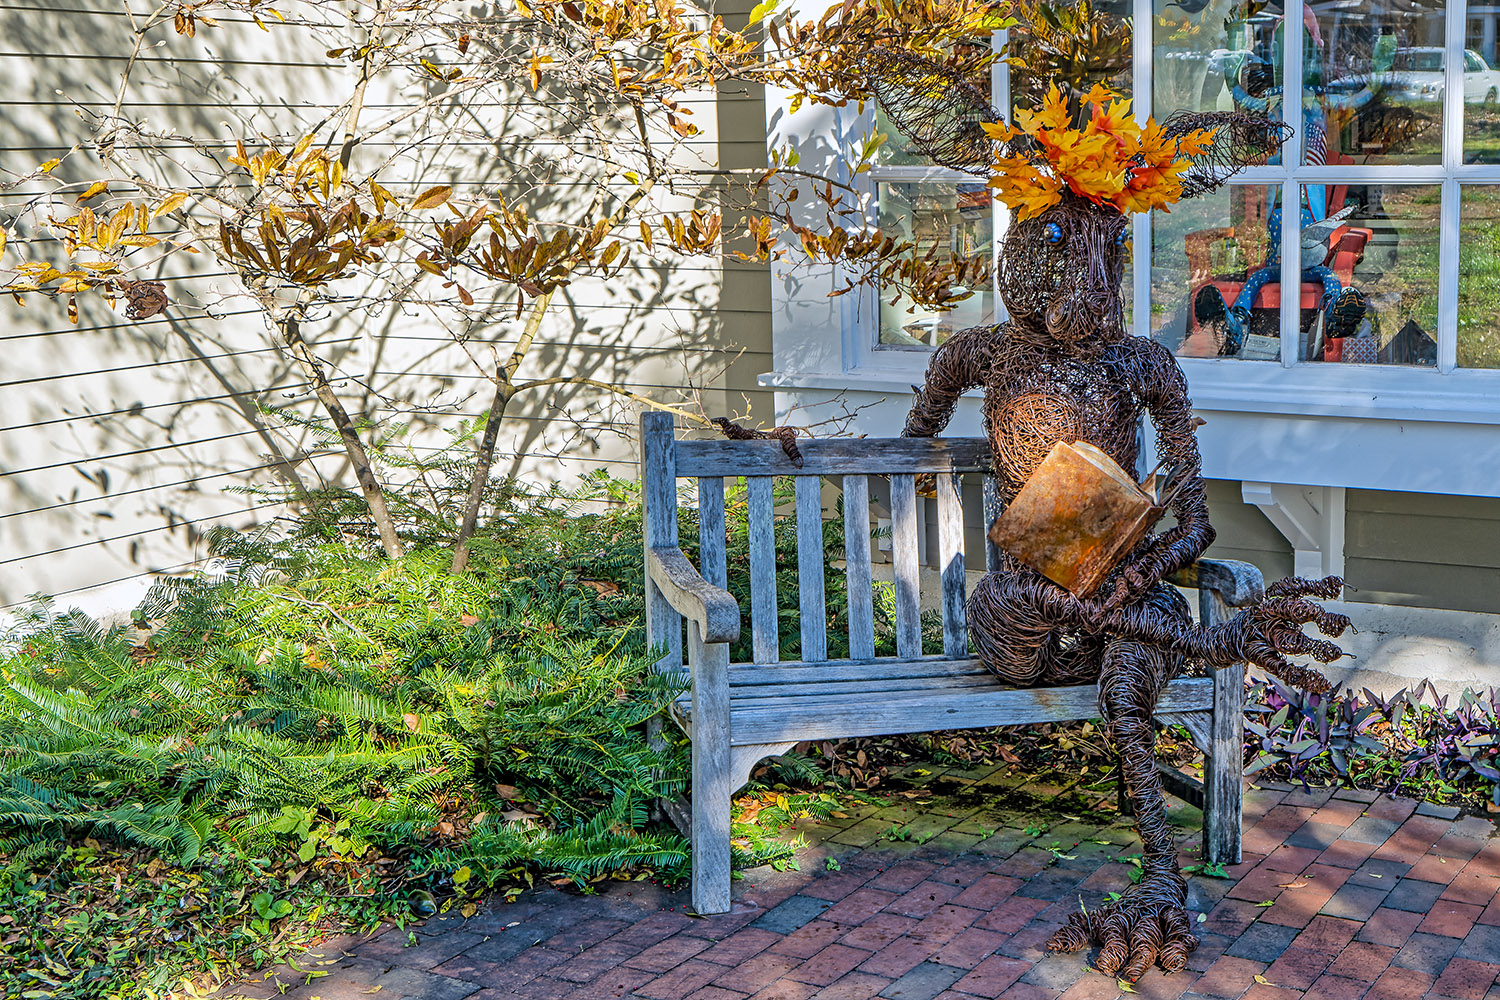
left=1168, top=558, right=1265, bottom=608
left=646, top=546, right=741, bottom=645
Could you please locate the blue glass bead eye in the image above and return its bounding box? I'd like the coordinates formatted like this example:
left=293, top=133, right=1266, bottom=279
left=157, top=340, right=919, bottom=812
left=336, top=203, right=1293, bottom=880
left=1044, top=221, right=1064, bottom=244
left=1116, top=228, right=1130, bottom=247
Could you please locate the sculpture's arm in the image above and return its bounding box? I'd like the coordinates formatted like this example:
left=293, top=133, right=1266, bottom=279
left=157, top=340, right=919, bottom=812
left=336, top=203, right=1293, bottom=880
left=901, top=323, right=993, bottom=438
left=1103, top=340, right=1218, bottom=611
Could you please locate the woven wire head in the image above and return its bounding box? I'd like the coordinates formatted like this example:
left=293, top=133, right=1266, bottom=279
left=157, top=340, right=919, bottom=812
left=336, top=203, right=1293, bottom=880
left=996, top=193, right=1130, bottom=353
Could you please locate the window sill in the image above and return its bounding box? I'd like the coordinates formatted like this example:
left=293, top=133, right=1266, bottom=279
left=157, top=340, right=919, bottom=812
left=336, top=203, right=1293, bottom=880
left=762, top=358, right=1500, bottom=427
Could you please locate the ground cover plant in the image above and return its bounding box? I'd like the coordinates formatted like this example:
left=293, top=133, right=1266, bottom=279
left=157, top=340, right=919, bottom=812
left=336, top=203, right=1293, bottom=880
left=0, top=471, right=930, bottom=999
left=0, top=479, right=686, bottom=998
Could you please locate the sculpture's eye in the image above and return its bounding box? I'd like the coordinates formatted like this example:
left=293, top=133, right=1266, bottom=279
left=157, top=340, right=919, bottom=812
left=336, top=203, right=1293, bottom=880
left=1116, top=228, right=1130, bottom=247
left=1044, top=221, right=1064, bottom=245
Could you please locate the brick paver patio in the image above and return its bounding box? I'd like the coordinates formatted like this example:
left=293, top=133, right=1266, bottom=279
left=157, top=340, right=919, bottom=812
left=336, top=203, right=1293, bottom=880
left=232, top=767, right=1500, bottom=1000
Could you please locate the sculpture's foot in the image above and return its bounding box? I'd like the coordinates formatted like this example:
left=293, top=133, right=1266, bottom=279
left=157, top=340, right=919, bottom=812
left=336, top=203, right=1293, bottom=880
left=1047, top=878, right=1199, bottom=981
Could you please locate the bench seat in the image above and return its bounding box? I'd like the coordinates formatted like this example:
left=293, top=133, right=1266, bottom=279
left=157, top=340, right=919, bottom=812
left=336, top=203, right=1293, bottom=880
left=673, top=660, right=1218, bottom=745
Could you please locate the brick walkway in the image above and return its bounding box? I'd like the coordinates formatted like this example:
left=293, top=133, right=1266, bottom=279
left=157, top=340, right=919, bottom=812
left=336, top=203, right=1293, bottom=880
left=233, top=769, right=1500, bottom=1000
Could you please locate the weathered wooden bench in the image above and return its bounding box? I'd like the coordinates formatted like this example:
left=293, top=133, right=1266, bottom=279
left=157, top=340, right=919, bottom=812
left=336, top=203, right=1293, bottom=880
left=639, top=411, right=1263, bottom=915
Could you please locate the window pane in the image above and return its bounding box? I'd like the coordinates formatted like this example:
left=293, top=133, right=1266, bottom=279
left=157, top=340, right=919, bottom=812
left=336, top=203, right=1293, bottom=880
left=1464, top=12, right=1500, bottom=162
left=1150, top=184, right=1281, bottom=361
left=876, top=181, right=996, bottom=347
left=1009, top=0, right=1131, bottom=107
left=1309, top=2, right=1444, bottom=166
left=1301, top=184, right=1439, bottom=366
left=1458, top=185, right=1500, bottom=368
left=1154, top=0, right=1282, bottom=132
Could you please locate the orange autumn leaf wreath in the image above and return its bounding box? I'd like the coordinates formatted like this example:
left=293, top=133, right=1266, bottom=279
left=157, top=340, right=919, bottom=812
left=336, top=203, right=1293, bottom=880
left=982, top=83, right=1220, bottom=220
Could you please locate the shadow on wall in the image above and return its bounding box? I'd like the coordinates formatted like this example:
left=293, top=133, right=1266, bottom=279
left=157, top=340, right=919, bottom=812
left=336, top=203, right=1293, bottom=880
left=0, top=3, right=769, bottom=607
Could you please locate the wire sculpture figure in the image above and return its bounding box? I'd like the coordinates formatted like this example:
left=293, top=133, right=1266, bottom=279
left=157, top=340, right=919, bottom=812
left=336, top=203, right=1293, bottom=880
left=876, top=52, right=1348, bottom=981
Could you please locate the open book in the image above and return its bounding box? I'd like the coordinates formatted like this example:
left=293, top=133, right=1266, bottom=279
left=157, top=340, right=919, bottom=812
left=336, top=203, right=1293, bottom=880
left=988, top=440, right=1188, bottom=598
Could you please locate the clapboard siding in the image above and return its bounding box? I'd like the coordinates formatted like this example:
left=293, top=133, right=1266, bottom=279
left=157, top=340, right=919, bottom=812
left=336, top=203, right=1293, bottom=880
left=0, top=0, right=771, bottom=608
left=1345, top=489, right=1500, bottom=613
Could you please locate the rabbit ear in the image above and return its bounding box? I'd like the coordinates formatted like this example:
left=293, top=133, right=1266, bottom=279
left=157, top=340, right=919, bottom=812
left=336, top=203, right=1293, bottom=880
left=864, top=49, right=1012, bottom=176
left=1159, top=111, right=1294, bottom=199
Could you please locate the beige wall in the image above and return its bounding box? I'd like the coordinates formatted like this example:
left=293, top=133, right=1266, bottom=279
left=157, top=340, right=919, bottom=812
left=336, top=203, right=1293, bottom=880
left=0, top=1, right=771, bottom=610
left=1345, top=489, right=1500, bottom=615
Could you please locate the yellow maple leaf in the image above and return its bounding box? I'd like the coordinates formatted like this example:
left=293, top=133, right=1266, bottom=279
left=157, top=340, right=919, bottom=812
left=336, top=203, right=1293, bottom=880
left=1175, top=126, right=1220, bottom=158
left=1014, top=83, right=1071, bottom=137
left=1084, top=96, right=1142, bottom=149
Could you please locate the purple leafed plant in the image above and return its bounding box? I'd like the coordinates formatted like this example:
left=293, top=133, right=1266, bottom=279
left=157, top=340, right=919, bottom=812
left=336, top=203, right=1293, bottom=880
left=1242, top=677, right=1500, bottom=810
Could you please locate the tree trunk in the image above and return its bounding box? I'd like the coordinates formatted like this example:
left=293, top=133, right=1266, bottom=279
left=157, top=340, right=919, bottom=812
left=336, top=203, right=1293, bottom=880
left=449, top=289, right=555, bottom=574
left=280, top=314, right=404, bottom=558
left=448, top=380, right=512, bottom=575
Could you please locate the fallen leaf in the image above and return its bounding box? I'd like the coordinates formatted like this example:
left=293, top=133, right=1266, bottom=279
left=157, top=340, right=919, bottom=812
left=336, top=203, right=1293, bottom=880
left=578, top=579, right=620, bottom=596
left=403, top=713, right=420, bottom=732
left=461, top=902, right=478, bottom=917
left=1277, top=881, right=1308, bottom=889
left=1254, top=976, right=1276, bottom=986
left=459, top=613, right=480, bottom=626
left=1255, top=900, right=1275, bottom=907
left=494, top=783, right=519, bottom=799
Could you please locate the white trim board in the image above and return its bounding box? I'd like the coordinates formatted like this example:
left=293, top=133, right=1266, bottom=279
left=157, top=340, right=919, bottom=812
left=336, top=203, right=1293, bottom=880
left=769, top=381, right=1500, bottom=501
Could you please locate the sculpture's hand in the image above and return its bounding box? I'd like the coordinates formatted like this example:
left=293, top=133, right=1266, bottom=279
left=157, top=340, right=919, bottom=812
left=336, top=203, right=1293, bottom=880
left=1099, top=560, right=1161, bottom=614
left=1049, top=866, right=1198, bottom=980
left=1211, top=576, right=1351, bottom=692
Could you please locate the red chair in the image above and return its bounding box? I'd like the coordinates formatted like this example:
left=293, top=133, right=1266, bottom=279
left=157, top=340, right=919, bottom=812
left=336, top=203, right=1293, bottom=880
left=1181, top=162, right=1371, bottom=361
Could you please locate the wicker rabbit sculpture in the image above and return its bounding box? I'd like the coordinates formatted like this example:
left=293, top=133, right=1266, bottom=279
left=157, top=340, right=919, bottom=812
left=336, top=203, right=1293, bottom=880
left=874, top=54, right=1352, bottom=981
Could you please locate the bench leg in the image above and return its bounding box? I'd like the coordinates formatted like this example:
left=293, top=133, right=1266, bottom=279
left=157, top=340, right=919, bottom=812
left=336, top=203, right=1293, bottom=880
left=1204, top=664, right=1245, bottom=865
left=690, top=622, right=733, bottom=915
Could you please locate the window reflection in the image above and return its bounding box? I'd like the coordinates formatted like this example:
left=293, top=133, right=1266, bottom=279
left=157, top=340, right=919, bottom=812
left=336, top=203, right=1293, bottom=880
left=1154, top=1, right=1282, bottom=126
left=1307, top=1, right=1444, bottom=166
left=1303, top=185, right=1440, bottom=365
left=1008, top=0, right=1131, bottom=108
left=876, top=181, right=996, bottom=347
left=1151, top=184, right=1439, bottom=367
left=1458, top=186, right=1500, bottom=368
left=1465, top=9, right=1500, bottom=161
left=1151, top=184, right=1280, bottom=361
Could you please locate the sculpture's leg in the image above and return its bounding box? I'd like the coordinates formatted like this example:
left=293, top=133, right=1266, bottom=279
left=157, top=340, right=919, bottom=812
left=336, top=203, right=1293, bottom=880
left=1048, top=590, right=1199, bottom=980
left=967, top=571, right=1105, bottom=685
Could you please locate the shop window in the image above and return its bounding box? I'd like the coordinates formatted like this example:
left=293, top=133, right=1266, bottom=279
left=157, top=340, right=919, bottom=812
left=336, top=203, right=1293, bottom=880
left=1300, top=184, right=1441, bottom=365
left=1151, top=184, right=1279, bottom=360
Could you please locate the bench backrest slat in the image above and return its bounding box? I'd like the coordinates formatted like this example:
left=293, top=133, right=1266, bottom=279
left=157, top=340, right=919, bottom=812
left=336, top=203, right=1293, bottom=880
left=795, top=477, right=829, bottom=662
left=982, top=475, right=1005, bottom=574
left=936, top=472, right=969, bottom=659
left=643, top=412, right=684, bottom=672
left=674, top=437, right=993, bottom=477
left=889, top=473, right=924, bottom=659
left=746, top=475, right=780, bottom=664
left=699, top=477, right=728, bottom=590
left=842, top=474, right=877, bottom=661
